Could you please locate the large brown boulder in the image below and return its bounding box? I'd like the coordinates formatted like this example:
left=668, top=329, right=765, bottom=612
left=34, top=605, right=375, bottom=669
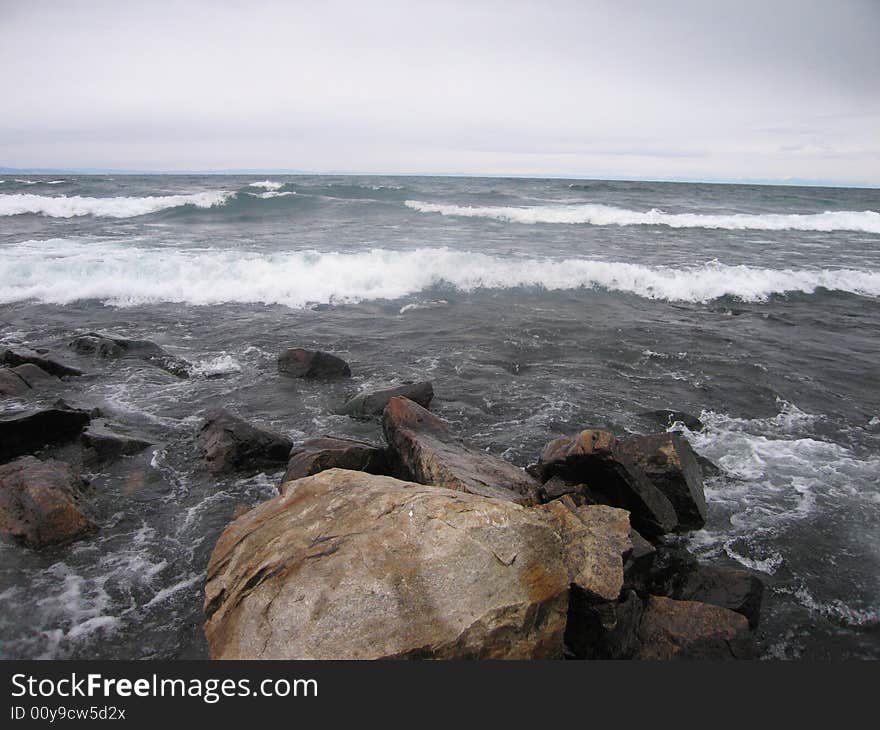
left=197, top=408, right=292, bottom=474
left=0, top=456, right=95, bottom=548
left=341, top=381, right=434, bottom=419
left=281, top=436, right=388, bottom=485
left=0, top=407, right=91, bottom=462
left=535, top=430, right=677, bottom=537
left=618, top=433, right=707, bottom=530
left=277, top=349, right=350, bottom=379
left=204, top=469, right=632, bottom=660
left=1, top=347, right=82, bottom=378
left=382, top=396, right=541, bottom=505
left=637, top=595, right=758, bottom=660
left=68, top=333, right=191, bottom=378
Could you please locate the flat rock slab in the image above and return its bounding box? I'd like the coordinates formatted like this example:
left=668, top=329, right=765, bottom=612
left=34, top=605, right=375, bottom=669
left=0, top=407, right=91, bottom=462
left=382, top=395, right=541, bottom=505
left=197, top=408, right=292, bottom=474
left=1, top=347, right=82, bottom=378
left=82, top=421, right=154, bottom=465
left=69, top=333, right=191, bottom=378
left=0, top=369, right=30, bottom=397
left=277, top=349, right=350, bottom=379
left=342, top=381, right=434, bottom=419
left=204, top=469, right=631, bottom=660
left=0, top=456, right=94, bottom=548
left=282, top=436, right=388, bottom=486
left=12, top=364, right=58, bottom=387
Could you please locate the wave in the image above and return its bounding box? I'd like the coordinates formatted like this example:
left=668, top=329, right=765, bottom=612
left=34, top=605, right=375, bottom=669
left=0, top=191, right=231, bottom=218
left=13, top=179, right=66, bottom=185
left=2, top=240, right=878, bottom=307
left=247, top=180, right=284, bottom=191
left=405, top=200, right=880, bottom=233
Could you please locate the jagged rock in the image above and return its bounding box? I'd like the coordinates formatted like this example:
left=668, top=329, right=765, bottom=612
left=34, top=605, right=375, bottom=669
left=281, top=436, right=388, bottom=486
left=341, top=381, right=434, bottom=419
left=0, top=456, right=94, bottom=548
left=535, top=429, right=677, bottom=537
left=566, top=589, right=644, bottom=659
left=0, top=368, right=30, bottom=397
left=618, top=433, right=707, bottom=530
left=203, top=469, right=631, bottom=659
left=382, top=396, right=541, bottom=505
left=68, top=333, right=190, bottom=378
left=640, top=409, right=704, bottom=431
left=623, top=528, right=657, bottom=593
left=1, top=347, right=82, bottom=378
left=197, top=408, right=292, bottom=473
left=0, top=407, right=91, bottom=462
left=277, top=348, right=350, bottom=379
left=12, top=363, right=58, bottom=387
left=637, top=595, right=758, bottom=659
left=81, top=421, right=153, bottom=464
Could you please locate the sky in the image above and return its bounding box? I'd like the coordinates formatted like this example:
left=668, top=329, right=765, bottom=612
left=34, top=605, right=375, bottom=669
left=1, top=0, right=879, bottom=185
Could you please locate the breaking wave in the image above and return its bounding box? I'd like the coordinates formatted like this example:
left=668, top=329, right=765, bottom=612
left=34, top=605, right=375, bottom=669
left=405, top=200, right=880, bottom=233
left=0, top=191, right=231, bottom=218
left=247, top=180, right=284, bottom=191
left=2, top=240, right=878, bottom=307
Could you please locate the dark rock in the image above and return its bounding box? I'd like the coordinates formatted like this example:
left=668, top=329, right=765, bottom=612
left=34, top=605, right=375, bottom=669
left=696, top=454, right=722, bottom=477
left=382, top=396, right=541, bottom=505
left=623, top=528, right=657, bottom=593
left=0, top=407, right=91, bottom=463
left=0, top=368, right=30, bottom=397
left=197, top=408, right=292, bottom=474
left=341, top=381, right=433, bottom=419
left=618, top=433, right=707, bottom=531
left=81, top=421, right=153, bottom=465
left=536, top=429, right=677, bottom=537
left=540, top=475, right=583, bottom=501
left=68, top=333, right=190, bottom=378
left=0, top=456, right=94, bottom=548
left=1, top=347, right=83, bottom=378
left=637, top=595, right=758, bottom=659
left=277, top=348, right=350, bottom=379
left=566, top=589, right=644, bottom=659
left=12, top=363, right=58, bottom=387
left=640, top=409, right=704, bottom=431
left=282, top=436, right=388, bottom=486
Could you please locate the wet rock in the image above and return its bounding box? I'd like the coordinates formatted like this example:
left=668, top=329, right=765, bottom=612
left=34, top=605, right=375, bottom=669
left=618, top=433, right=707, bottom=531
left=81, top=421, right=153, bottom=465
left=637, top=595, right=758, bottom=659
left=12, top=364, right=58, bottom=387
left=536, top=429, right=677, bottom=537
left=0, top=456, right=94, bottom=548
left=341, top=381, right=433, bottom=419
left=0, top=407, right=91, bottom=463
left=231, top=504, right=252, bottom=520
left=204, top=469, right=631, bottom=659
left=281, top=436, right=388, bottom=486
left=1, top=347, right=83, bottom=378
left=640, top=409, right=704, bottom=432
left=566, top=589, right=644, bottom=659
left=277, top=348, right=351, bottom=379
left=0, top=368, right=30, bottom=397
left=623, top=527, right=657, bottom=593
left=197, top=408, right=292, bottom=474
left=68, top=333, right=190, bottom=378
left=382, top=396, right=541, bottom=505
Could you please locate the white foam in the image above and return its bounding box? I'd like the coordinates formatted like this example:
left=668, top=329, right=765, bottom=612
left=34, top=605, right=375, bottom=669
left=1, top=240, right=878, bottom=307
left=190, top=354, right=243, bottom=377
left=248, top=180, right=284, bottom=190
left=0, top=191, right=231, bottom=218
left=405, top=200, right=880, bottom=233
left=245, top=190, right=295, bottom=199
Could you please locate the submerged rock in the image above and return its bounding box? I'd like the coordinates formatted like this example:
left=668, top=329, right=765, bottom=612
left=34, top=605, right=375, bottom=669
left=0, top=406, right=91, bottom=463
left=68, top=333, right=191, bottom=378
left=1, top=347, right=83, bottom=378
left=277, top=348, right=351, bottom=379
left=618, top=433, right=707, bottom=530
left=81, top=421, right=153, bottom=465
left=197, top=408, right=292, bottom=474
left=203, top=469, right=631, bottom=659
left=536, top=429, right=677, bottom=537
left=640, top=409, right=704, bottom=432
left=341, top=381, right=433, bottom=419
left=382, top=396, right=541, bottom=505
left=0, top=456, right=94, bottom=548
left=281, top=436, right=388, bottom=485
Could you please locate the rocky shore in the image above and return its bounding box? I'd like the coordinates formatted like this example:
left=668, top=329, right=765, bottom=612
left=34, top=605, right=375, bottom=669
left=1, top=335, right=764, bottom=660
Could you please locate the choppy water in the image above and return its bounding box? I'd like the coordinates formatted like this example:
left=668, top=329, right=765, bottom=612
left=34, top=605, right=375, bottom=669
left=1, top=174, right=878, bottom=659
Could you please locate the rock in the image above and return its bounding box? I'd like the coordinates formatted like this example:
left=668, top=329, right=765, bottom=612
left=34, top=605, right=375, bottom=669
left=382, top=396, right=541, bottom=505
left=1, top=347, right=83, bottom=378
left=640, top=409, right=704, bottom=431
left=0, top=407, right=91, bottom=463
left=566, top=589, right=644, bottom=659
left=81, top=421, right=153, bottom=464
left=197, top=408, right=292, bottom=473
left=637, top=595, right=758, bottom=659
left=0, top=456, right=94, bottom=548
left=540, top=475, right=583, bottom=501
left=12, top=363, right=58, bottom=387
left=341, top=381, right=434, bottom=419
left=231, top=504, right=252, bottom=520
left=204, top=469, right=631, bottom=659
left=0, top=368, right=30, bottom=397
left=536, top=429, right=677, bottom=537
left=68, top=333, right=190, bottom=378
left=623, top=527, right=657, bottom=593
left=618, top=433, right=707, bottom=530
left=277, top=348, right=350, bottom=379
left=281, top=436, right=388, bottom=486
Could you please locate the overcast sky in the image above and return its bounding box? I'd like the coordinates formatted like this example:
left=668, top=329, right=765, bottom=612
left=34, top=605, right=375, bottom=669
left=1, top=0, right=878, bottom=184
